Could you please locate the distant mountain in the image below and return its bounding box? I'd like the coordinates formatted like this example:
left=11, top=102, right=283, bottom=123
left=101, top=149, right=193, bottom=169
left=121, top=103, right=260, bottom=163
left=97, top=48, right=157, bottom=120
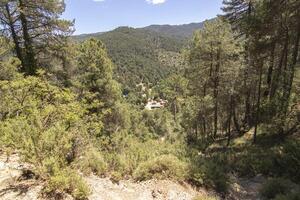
left=142, top=21, right=206, bottom=39
left=75, top=21, right=207, bottom=41
left=73, top=21, right=208, bottom=89
left=72, top=32, right=104, bottom=42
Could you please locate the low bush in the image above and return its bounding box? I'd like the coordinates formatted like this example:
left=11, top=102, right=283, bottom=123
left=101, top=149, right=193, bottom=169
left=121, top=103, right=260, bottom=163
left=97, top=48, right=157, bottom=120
left=133, top=154, right=187, bottom=181
left=277, top=141, right=300, bottom=183
left=189, top=155, right=229, bottom=194
left=259, top=178, right=295, bottom=199
left=110, top=171, right=123, bottom=183
left=231, top=140, right=300, bottom=184
left=100, top=134, right=186, bottom=177
left=76, top=148, right=108, bottom=176
left=274, top=190, right=300, bottom=200
left=45, top=168, right=90, bottom=200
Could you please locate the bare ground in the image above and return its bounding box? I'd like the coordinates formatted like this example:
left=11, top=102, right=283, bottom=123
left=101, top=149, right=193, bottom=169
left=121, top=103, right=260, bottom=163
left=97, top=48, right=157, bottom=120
left=0, top=153, right=265, bottom=200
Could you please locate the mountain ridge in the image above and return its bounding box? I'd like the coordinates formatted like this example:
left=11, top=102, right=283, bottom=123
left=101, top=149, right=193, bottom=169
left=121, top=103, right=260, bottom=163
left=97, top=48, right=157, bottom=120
left=72, top=21, right=208, bottom=89
left=73, top=21, right=208, bottom=40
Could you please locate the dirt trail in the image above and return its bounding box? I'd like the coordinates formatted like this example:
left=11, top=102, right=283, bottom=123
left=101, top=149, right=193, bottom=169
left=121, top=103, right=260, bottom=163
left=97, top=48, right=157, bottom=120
left=0, top=153, right=43, bottom=200
left=0, top=154, right=205, bottom=200
left=0, top=153, right=265, bottom=200
left=86, top=176, right=203, bottom=200
left=228, top=174, right=265, bottom=200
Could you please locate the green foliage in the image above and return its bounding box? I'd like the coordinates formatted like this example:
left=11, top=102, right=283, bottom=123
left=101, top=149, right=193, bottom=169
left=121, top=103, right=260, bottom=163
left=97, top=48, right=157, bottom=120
left=74, top=27, right=185, bottom=89
left=133, top=154, right=187, bottom=181
left=75, top=38, right=123, bottom=135
left=99, top=132, right=186, bottom=177
left=0, top=0, right=74, bottom=75
left=274, top=191, right=300, bottom=200
left=110, top=171, right=123, bottom=184
left=1, top=1, right=299, bottom=199
left=259, top=178, right=297, bottom=200
left=229, top=140, right=300, bottom=183
left=0, top=76, right=84, bottom=170
left=45, top=168, right=90, bottom=200
left=75, top=147, right=108, bottom=176
left=140, top=109, right=179, bottom=139
left=231, top=147, right=275, bottom=177
left=276, top=140, right=300, bottom=183
left=157, top=74, right=189, bottom=119
left=184, top=17, right=243, bottom=140
left=0, top=37, right=22, bottom=81
left=189, top=156, right=229, bottom=194
left=144, top=22, right=205, bottom=39
left=0, top=75, right=89, bottom=198
left=76, top=38, right=121, bottom=108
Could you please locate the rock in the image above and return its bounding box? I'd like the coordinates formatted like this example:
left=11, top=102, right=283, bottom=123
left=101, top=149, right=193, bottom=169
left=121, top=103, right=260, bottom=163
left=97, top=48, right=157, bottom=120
left=0, top=153, right=204, bottom=200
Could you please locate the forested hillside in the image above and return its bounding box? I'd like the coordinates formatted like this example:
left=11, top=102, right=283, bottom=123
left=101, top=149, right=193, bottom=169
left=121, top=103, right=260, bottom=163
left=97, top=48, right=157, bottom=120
left=142, top=21, right=205, bottom=39
left=0, top=0, right=299, bottom=200
left=73, top=23, right=204, bottom=89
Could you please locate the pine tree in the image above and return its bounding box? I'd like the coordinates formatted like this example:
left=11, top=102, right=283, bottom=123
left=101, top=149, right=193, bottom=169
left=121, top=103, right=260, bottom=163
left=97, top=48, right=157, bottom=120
left=186, top=18, right=243, bottom=140
left=0, top=0, right=73, bottom=75
left=223, top=0, right=300, bottom=142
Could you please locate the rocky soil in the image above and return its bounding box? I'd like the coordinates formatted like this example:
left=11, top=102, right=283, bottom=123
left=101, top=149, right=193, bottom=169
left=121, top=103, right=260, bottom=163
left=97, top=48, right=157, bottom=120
left=0, top=153, right=206, bottom=200
left=0, top=153, right=265, bottom=200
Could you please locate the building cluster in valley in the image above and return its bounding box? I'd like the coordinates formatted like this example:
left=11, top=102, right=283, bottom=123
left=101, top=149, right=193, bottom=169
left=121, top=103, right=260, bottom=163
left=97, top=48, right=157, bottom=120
left=145, top=99, right=168, bottom=110
left=136, top=82, right=168, bottom=110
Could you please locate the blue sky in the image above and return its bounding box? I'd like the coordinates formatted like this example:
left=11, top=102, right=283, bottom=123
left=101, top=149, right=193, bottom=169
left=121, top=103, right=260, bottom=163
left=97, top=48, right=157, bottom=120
left=62, top=0, right=224, bottom=35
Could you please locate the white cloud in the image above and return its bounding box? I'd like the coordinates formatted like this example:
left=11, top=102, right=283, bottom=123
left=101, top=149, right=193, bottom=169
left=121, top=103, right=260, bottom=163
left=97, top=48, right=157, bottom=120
left=93, top=0, right=105, bottom=2
left=146, top=0, right=166, bottom=5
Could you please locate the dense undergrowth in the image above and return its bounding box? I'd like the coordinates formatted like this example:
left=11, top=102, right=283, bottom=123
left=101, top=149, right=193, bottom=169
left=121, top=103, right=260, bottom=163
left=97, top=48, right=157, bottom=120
left=0, top=71, right=299, bottom=199
left=0, top=1, right=299, bottom=198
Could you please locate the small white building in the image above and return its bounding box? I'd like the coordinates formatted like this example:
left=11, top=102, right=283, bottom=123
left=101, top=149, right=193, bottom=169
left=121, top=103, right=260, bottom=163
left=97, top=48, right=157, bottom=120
left=145, top=99, right=168, bottom=110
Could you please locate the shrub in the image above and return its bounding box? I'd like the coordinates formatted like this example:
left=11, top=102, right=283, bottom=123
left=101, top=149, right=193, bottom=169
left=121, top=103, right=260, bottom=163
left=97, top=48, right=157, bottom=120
left=110, top=171, right=122, bottom=184
left=203, top=160, right=229, bottom=194
left=76, top=148, right=108, bottom=176
left=189, top=154, right=229, bottom=194
left=101, top=134, right=186, bottom=177
left=230, top=140, right=300, bottom=183
left=259, top=178, right=295, bottom=199
left=0, top=76, right=90, bottom=199
left=103, top=152, right=128, bottom=175
left=133, top=154, right=187, bottom=181
left=0, top=76, right=85, bottom=173
left=274, top=190, right=300, bottom=200
left=45, top=168, right=90, bottom=200
left=277, top=141, right=300, bottom=183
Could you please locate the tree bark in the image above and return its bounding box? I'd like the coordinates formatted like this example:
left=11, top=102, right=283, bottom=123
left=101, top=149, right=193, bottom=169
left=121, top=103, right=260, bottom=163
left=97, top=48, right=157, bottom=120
left=269, top=29, right=289, bottom=99
left=265, top=42, right=276, bottom=97
left=18, top=0, right=37, bottom=75
left=213, top=45, right=221, bottom=138
left=280, top=20, right=300, bottom=135
left=253, top=61, right=263, bottom=144
left=233, top=105, right=241, bottom=135
left=4, top=4, right=24, bottom=67
left=227, top=95, right=233, bottom=146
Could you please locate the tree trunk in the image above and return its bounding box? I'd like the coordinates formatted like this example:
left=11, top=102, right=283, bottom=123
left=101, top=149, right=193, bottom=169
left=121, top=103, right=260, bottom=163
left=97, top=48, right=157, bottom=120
left=203, top=116, right=207, bottom=137
left=280, top=21, right=300, bottom=134
left=265, top=42, right=276, bottom=97
left=269, top=30, right=289, bottom=99
left=173, top=97, right=177, bottom=122
left=253, top=61, right=263, bottom=144
left=213, top=45, right=221, bottom=138
left=4, top=4, right=24, bottom=67
left=18, top=0, right=37, bottom=75
left=233, top=105, right=241, bottom=135
left=227, top=95, right=233, bottom=146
